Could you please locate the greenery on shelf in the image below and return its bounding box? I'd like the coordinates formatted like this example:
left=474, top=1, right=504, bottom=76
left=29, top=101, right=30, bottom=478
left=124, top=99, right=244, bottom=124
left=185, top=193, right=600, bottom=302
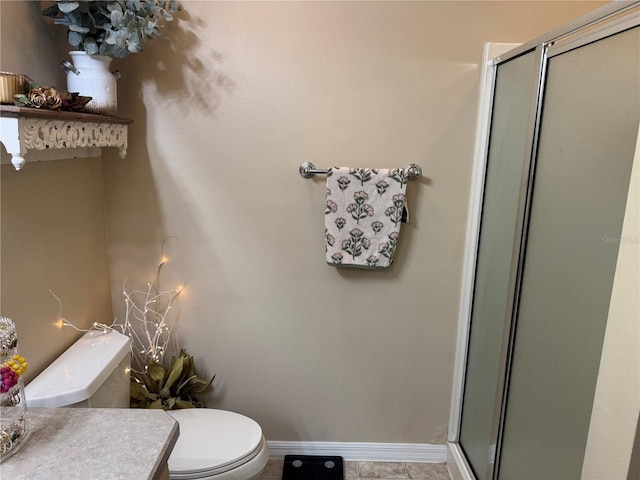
left=42, top=0, right=183, bottom=58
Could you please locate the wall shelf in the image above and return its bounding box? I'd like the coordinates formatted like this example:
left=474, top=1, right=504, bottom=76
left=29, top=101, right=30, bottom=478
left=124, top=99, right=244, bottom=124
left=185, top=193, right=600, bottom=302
left=0, top=106, right=133, bottom=171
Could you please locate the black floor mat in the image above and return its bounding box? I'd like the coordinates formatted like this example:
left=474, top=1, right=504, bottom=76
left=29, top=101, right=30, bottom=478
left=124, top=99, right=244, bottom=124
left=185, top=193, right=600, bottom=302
left=282, top=455, right=344, bottom=480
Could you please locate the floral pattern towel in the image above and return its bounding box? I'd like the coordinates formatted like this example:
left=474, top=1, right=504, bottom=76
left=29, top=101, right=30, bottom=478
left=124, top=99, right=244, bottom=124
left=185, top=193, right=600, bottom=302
left=325, top=167, right=408, bottom=269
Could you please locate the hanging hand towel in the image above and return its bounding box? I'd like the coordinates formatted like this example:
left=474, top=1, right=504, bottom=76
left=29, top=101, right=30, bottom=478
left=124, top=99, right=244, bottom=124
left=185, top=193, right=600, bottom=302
left=325, top=167, right=409, bottom=269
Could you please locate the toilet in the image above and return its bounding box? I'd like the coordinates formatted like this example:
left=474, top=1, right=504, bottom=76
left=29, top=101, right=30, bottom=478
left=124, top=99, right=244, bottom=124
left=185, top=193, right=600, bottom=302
left=25, top=330, right=270, bottom=480
left=167, top=409, right=270, bottom=480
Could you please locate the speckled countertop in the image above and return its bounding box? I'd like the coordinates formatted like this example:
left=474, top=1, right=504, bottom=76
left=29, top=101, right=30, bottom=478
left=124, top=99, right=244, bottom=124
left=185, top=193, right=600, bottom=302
left=2, top=408, right=179, bottom=480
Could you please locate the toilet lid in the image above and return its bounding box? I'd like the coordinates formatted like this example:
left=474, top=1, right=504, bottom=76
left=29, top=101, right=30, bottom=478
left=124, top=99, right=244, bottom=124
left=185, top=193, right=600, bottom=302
left=167, top=409, right=264, bottom=476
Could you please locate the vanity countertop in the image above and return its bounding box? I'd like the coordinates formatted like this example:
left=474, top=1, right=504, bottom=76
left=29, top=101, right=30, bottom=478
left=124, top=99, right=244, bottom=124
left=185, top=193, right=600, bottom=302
left=2, top=407, right=179, bottom=480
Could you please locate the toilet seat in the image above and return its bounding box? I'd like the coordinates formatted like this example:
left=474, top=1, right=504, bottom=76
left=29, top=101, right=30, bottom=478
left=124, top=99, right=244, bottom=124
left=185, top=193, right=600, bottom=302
left=167, top=409, right=268, bottom=480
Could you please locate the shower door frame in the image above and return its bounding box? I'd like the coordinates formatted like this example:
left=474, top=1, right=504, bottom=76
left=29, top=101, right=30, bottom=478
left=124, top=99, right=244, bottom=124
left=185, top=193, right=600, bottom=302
left=447, top=2, right=640, bottom=479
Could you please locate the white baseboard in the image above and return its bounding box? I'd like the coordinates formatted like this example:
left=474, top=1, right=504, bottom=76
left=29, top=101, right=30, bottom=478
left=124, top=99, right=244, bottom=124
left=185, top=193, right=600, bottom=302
left=266, top=441, right=447, bottom=463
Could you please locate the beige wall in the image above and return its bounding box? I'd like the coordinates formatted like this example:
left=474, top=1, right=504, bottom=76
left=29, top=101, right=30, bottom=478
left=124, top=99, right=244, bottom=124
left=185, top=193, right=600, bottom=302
left=1, top=1, right=606, bottom=442
left=0, top=1, right=113, bottom=383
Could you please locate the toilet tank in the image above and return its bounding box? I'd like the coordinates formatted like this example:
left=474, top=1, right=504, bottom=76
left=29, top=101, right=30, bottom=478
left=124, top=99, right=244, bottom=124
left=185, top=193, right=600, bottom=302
left=25, top=330, right=131, bottom=408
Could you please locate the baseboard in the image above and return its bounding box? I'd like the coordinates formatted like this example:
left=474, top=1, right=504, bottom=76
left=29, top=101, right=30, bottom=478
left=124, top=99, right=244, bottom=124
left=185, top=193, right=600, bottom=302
left=266, top=441, right=447, bottom=463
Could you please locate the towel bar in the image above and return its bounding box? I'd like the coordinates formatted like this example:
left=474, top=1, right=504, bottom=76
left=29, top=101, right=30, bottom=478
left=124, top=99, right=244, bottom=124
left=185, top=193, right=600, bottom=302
left=299, top=162, right=422, bottom=180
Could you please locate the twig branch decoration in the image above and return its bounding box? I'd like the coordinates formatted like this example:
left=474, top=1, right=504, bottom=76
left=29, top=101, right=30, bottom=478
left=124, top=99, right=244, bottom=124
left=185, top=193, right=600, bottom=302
left=119, top=237, right=183, bottom=377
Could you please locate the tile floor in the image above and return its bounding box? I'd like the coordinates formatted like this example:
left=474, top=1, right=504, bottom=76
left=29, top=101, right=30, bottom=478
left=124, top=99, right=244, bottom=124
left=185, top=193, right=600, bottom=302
left=259, top=458, right=451, bottom=480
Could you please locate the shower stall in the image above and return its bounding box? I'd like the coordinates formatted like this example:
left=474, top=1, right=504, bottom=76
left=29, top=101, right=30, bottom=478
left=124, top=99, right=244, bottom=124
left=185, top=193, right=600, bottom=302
left=448, top=3, right=639, bottom=479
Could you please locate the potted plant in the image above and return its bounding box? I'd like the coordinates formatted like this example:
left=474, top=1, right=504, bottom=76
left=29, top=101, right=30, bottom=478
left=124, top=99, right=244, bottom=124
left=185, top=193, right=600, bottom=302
left=42, top=1, right=183, bottom=114
left=130, top=349, right=214, bottom=409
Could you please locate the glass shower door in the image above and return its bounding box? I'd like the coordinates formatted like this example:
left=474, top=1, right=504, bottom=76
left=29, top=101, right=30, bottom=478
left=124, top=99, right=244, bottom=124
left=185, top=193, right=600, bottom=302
left=498, top=25, right=639, bottom=479
left=453, top=5, right=639, bottom=479
left=458, top=49, right=541, bottom=480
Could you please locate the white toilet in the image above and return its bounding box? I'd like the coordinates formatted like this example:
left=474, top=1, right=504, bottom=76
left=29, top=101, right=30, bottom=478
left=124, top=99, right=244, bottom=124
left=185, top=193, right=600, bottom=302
left=25, top=330, right=270, bottom=480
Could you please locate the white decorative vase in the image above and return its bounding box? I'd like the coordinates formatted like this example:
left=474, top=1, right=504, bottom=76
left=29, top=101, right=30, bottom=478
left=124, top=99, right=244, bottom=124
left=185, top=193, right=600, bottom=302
left=66, top=51, right=117, bottom=115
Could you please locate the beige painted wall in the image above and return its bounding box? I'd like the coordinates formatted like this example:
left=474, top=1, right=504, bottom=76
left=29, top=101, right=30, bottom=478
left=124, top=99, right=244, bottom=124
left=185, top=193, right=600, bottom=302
left=1, top=1, right=606, bottom=443
left=100, top=1, right=606, bottom=442
left=0, top=1, right=113, bottom=383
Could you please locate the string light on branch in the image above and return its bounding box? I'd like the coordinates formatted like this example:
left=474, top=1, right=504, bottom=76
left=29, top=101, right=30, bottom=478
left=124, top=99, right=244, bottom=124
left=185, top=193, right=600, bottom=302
left=50, top=237, right=213, bottom=410
left=50, top=290, right=115, bottom=333
left=117, top=237, right=183, bottom=377
left=52, top=237, right=182, bottom=378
